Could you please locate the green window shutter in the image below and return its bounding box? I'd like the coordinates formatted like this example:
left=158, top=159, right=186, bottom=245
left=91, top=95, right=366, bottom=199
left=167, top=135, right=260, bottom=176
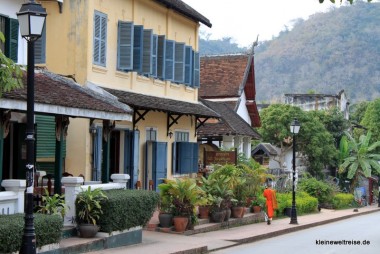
left=35, top=115, right=66, bottom=159
left=117, top=21, right=133, bottom=71
left=142, top=29, right=153, bottom=75
left=93, top=11, right=107, bottom=66
left=184, top=46, right=192, bottom=86
left=0, top=16, right=5, bottom=53
left=5, top=18, right=19, bottom=62
left=174, top=42, right=185, bottom=83
left=34, top=24, right=46, bottom=64
left=133, top=25, right=143, bottom=73
left=151, top=34, right=158, bottom=77
left=193, top=51, right=200, bottom=88
left=157, top=35, right=166, bottom=79
left=165, top=39, right=175, bottom=81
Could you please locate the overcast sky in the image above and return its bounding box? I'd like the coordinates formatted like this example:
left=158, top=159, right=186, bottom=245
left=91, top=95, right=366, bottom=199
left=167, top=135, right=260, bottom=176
left=183, top=0, right=345, bottom=47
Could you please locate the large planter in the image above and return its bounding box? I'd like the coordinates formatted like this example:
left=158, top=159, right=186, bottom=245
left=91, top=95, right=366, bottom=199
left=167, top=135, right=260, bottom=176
left=224, top=208, right=231, bottom=221
left=173, top=216, right=189, bottom=232
left=198, top=206, right=210, bottom=219
left=78, top=224, right=100, bottom=238
left=231, top=206, right=245, bottom=218
left=158, top=213, right=173, bottom=228
left=210, top=210, right=225, bottom=223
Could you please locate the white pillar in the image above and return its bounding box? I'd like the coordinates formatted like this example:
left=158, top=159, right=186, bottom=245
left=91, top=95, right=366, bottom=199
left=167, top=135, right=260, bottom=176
left=110, top=174, right=130, bottom=189
left=1, top=179, right=26, bottom=213
left=61, top=177, right=84, bottom=226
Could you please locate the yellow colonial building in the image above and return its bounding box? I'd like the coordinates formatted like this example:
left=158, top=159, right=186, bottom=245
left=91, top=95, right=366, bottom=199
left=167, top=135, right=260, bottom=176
left=36, top=0, right=217, bottom=190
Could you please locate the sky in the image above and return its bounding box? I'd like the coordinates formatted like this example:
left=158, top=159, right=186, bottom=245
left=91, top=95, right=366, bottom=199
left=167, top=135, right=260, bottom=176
left=182, top=0, right=345, bottom=47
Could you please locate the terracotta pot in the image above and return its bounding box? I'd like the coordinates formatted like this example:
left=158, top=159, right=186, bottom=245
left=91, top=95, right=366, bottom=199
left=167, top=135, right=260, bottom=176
left=252, top=205, right=262, bottom=213
left=231, top=206, right=245, bottom=218
left=198, top=206, right=210, bottom=219
left=173, top=216, right=189, bottom=232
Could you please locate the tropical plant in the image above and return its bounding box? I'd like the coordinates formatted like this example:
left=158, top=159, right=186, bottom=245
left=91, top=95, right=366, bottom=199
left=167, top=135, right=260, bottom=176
left=75, top=186, right=108, bottom=225
left=251, top=195, right=266, bottom=207
left=36, top=189, right=68, bottom=218
left=339, top=131, right=380, bottom=191
left=0, top=31, right=23, bottom=97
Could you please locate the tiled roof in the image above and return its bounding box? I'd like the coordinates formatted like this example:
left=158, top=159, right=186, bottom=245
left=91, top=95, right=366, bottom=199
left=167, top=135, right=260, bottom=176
left=252, top=143, right=279, bottom=156
left=199, top=54, right=251, bottom=98
left=1, top=70, right=132, bottom=119
left=197, top=99, right=260, bottom=139
left=155, top=0, right=212, bottom=27
left=103, top=88, right=220, bottom=118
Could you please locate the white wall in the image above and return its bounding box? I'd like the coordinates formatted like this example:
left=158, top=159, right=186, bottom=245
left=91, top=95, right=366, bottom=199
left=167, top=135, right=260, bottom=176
left=236, top=92, right=252, bottom=125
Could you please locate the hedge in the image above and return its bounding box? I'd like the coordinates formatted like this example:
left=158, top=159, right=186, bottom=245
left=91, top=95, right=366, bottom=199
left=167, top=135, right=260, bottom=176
left=331, top=193, right=355, bottom=209
left=275, top=191, right=318, bottom=217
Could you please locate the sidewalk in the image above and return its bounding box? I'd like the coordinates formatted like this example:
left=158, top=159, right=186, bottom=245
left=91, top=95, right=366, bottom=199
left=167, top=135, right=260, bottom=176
left=62, top=205, right=380, bottom=254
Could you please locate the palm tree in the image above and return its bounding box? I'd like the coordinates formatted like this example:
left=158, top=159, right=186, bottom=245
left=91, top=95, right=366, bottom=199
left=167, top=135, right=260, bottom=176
left=339, top=131, right=380, bottom=191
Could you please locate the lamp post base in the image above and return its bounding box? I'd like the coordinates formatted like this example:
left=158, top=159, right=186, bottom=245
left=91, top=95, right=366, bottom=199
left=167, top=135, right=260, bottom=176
left=290, top=206, right=298, bottom=225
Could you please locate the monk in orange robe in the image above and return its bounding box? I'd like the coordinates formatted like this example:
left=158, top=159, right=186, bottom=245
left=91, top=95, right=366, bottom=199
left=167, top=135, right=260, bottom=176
left=263, top=184, right=278, bottom=225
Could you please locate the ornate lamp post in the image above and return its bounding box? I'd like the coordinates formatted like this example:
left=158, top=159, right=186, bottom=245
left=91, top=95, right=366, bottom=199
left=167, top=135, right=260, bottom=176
left=17, top=1, right=47, bottom=253
left=290, top=118, right=300, bottom=225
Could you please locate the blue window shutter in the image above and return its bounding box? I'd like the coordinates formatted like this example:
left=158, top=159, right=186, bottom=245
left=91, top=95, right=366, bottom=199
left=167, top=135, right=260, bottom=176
left=153, top=142, right=167, bottom=192
left=172, top=142, right=177, bottom=174
left=184, top=46, right=192, bottom=86
left=174, top=42, right=185, bottom=83
left=133, top=25, right=143, bottom=73
left=117, top=21, right=133, bottom=70
left=193, top=51, right=200, bottom=87
left=94, top=127, right=103, bottom=181
left=165, top=39, right=174, bottom=81
left=175, top=142, right=199, bottom=174
left=152, top=34, right=158, bottom=77
left=142, top=29, right=153, bottom=75
left=157, top=35, right=166, bottom=79
left=5, top=18, right=19, bottom=62
left=93, top=11, right=107, bottom=66
left=34, top=24, right=46, bottom=64
left=132, top=130, right=140, bottom=188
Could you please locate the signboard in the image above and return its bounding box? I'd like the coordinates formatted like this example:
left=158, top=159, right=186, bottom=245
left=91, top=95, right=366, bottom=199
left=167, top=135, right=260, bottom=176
left=204, top=149, right=237, bottom=166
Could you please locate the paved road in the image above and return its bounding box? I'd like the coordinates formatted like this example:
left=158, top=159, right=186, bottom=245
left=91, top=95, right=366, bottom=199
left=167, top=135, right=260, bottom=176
left=213, top=212, right=380, bottom=254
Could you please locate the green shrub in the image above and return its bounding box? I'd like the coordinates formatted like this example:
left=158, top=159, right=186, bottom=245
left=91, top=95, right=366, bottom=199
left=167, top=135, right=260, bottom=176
left=0, top=213, right=63, bottom=253
left=99, top=189, right=159, bottom=233
left=332, top=193, right=355, bottom=209
left=298, top=177, right=334, bottom=204
left=275, top=191, right=318, bottom=217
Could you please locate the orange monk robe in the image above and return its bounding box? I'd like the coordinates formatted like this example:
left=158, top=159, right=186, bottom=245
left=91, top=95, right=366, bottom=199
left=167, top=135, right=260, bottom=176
left=263, top=188, right=278, bottom=218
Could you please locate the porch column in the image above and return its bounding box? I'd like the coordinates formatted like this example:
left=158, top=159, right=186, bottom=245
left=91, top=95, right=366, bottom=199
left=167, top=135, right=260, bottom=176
left=2, top=179, right=26, bottom=213
left=54, top=116, right=69, bottom=195
left=102, top=120, right=113, bottom=183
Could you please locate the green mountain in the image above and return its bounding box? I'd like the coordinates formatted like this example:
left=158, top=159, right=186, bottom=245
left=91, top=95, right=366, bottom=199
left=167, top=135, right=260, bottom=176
left=199, top=1, right=380, bottom=103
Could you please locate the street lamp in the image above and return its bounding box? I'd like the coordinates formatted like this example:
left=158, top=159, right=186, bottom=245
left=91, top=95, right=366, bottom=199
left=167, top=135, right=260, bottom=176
left=290, top=118, right=300, bottom=225
left=17, top=1, right=47, bottom=253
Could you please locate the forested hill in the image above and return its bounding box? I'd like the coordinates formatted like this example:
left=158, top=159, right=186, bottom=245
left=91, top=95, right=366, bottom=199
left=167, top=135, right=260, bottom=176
left=199, top=1, right=380, bottom=103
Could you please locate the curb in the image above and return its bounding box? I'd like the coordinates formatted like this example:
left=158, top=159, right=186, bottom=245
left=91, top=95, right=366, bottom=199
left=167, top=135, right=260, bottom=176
left=207, top=208, right=380, bottom=252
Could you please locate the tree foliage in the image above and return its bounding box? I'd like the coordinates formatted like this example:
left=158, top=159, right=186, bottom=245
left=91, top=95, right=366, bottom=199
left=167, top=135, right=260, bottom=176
left=360, top=98, right=380, bottom=143
left=339, top=131, right=380, bottom=190
left=0, top=31, right=23, bottom=97
left=259, top=104, right=338, bottom=176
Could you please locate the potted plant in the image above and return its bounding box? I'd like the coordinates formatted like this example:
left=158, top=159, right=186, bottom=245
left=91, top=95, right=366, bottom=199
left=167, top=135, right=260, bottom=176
left=251, top=195, right=266, bottom=213
left=157, top=180, right=174, bottom=228
left=159, top=178, right=206, bottom=232
left=75, top=186, right=108, bottom=238
left=231, top=178, right=247, bottom=218
left=196, top=176, right=215, bottom=219
left=36, top=188, right=68, bottom=219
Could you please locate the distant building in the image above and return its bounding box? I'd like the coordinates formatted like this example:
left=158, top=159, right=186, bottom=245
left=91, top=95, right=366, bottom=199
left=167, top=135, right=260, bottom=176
left=284, top=90, right=349, bottom=119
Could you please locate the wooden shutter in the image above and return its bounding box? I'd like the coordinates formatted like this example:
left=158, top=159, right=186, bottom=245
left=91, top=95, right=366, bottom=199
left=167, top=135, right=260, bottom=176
left=157, top=35, right=166, bottom=79
left=94, top=127, right=103, bottom=181
left=133, top=25, right=143, bottom=73
left=184, top=46, right=192, bottom=86
left=165, top=39, right=175, bottom=81
left=151, top=34, right=158, bottom=77
left=34, top=24, right=46, bottom=64
left=174, top=42, right=185, bottom=83
left=117, top=21, right=133, bottom=71
left=142, top=29, right=153, bottom=75
left=193, top=51, right=200, bottom=87
left=176, top=142, right=198, bottom=174
left=93, top=11, right=107, bottom=66
left=5, top=18, right=19, bottom=62
left=152, top=142, right=167, bottom=192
